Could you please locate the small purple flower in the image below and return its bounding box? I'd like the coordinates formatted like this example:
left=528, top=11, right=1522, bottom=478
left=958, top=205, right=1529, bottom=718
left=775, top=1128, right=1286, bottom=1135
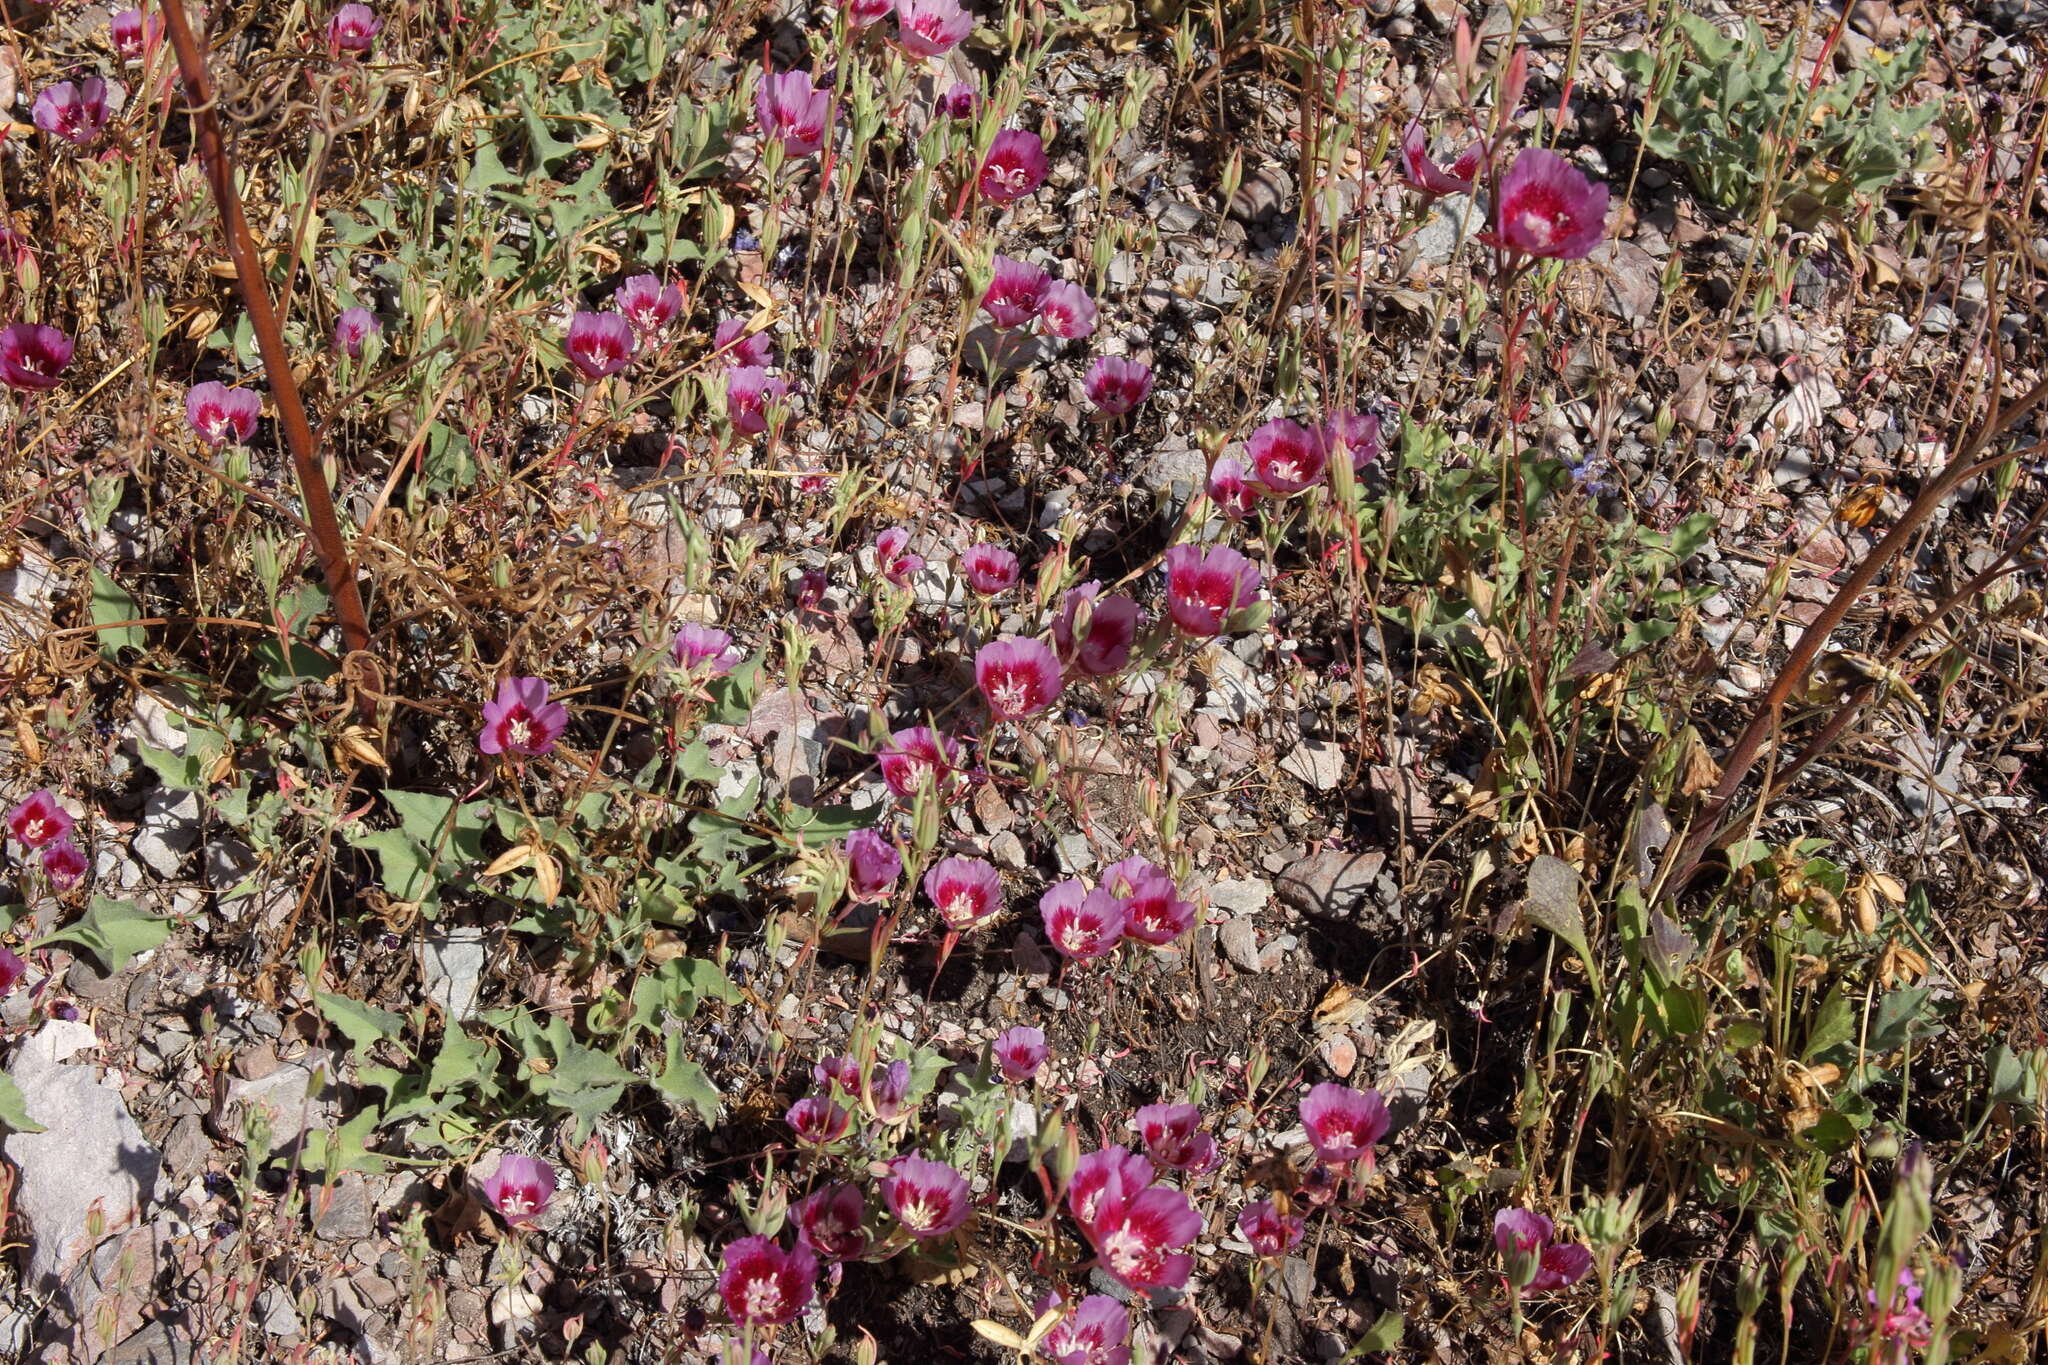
left=1119, top=871, right=1194, bottom=946
left=1040, top=879, right=1125, bottom=961
left=1036, top=281, right=1098, bottom=340
left=794, top=1183, right=868, bottom=1260
left=959, top=543, right=1021, bottom=595
left=1051, top=582, right=1141, bottom=678
left=1041, top=1295, right=1131, bottom=1365
left=938, top=80, right=980, bottom=118
left=813, top=1055, right=861, bottom=1093
left=1299, top=1082, right=1390, bottom=1167
left=614, top=274, right=684, bottom=338
left=874, top=527, right=924, bottom=586
left=327, top=3, right=383, bottom=55
left=565, top=310, right=635, bottom=379
left=894, top=0, right=972, bottom=57
left=1494, top=1208, right=1594, bottom=1293
left=185, top=382, right=262, bottom=448
left=755, top=69, right=832, bottom=157
left=868, top=1058, right=914, bottom=1121
left=786, top=1095, right=852, bottom=1146
left=33, top=78, right=115, bottom=146
left=724, top=364, right=788, bottom=435
left=8, top=790, right=75, bottom=849
left=1163, top=544, right=1262, bottom=637
left=111, top=8, right=164, bottom=60
left=1207, top=457, right=1258, bottom=519
left=1067, top=1145, right=1154, bottom=1241
left=982, top=256, right=1050, bottom=330
left=924, top=855, right=1003, bottom=932
left=1319, top=409, right=1382, bottom=471
left=1237, top=1199, right=1304, bottom=1257
left=1092, top=1186, right=1201, bottom=1292
left=882, top=1155, right=970, bottom=1237
left=718, top=1236, right=816, bottom=1326
left=335, top=307, right=380, bottom=357
left=1247, top=417, right=1326, bottom=495
left=0, top=323, right=74, bottom=393
left=670, top=623, right=741, bottom=676
left=1397, top=122, right=1488, bottom=197
left=979, top=129, right=1048, bottom=205
left=844, top=828, right=902, bottom=900
left=993, top=1026, right=1047, bottom=1083
left=715, top=316, right=774, bottom=367
left=1494, top=148, right=1609, bottom=261
left=878, top=726, right=960, bottom=799
left=975, top=637, right=1063, bottom=720
left=0, top=947, right=24, bottom=996
left=41, top=839, right=88, bottom=890
left=478, top=676, right=569, bottom=758
left=1084, top=356, right=1152, bottom=417
left=1135, top=1102, right=1216, bottom=1173
left=479, top=1152, right=558, bottom=1227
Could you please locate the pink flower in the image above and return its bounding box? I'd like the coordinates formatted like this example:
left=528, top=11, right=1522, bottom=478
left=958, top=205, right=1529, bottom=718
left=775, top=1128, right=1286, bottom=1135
left=786, top=1095, right=852, bottom=1146
left=335, top=307, right=380, bottom=357
left=1099, top=856, right=1162, bottom=899
left=874, top=527, right=924, bottom=586
left=327, top=3, right=382, bottom=55
left=1493, top=1208, right=1593, bottom=1293
left=882, top=1155, right=970, bottom=1237
left=756, top=69, right=832, bottom=157
left=8, top=790, right=75, bottom=849
left=979, top=129, right=1048, bottom=205
left=1037, top=281, right=1098, bottom=340
left=923, top=855, right=1002, bottom=931
left=1067, top=1145, right=1154, bottom=1240
left=1094, top=1185, right=1201, bottom=1292
left=565, top=310, right=635, bottom=379
left=813, top=1055, right=861, bottom=1093
left=844, top=828, right=901, bottom=900
left=32, top=79, right=115, bottom=146
left=1866, top=1268, right=1933, bottom=1349
left=982, top=256, right=1050, bottom=329
left=715, top=316, right=775, bottom=367
left=868, top=1058, right=914, bottom=1121
left=1119, top=872, right=1194, bottom=946
left=185, top=382, right=262, bottom=448
left=794, top=1183, right=869, bottom=1260
left=1206, top=457, right=1257, bottom=519
left=1492, top=1207, right=1553, bottom=1257
left=1493, top=148, right=1609, bottom=261
left=1397, top=122, right=1488, bottom=197
left=1041, top=1295, right=1131, bottom=1365
left=111, top=9, right=164, bottom=60
left=1319, top=409, right=1382, bottom=471
left=993, top=1026, right=1047, bottom=1083
left=976, top=637, right=1063, bottom=720
left=960, top=543, right=1020, bottom=595
left=0, top=323, right=74, bottom=393
left=938, top=80, right=980, bottom=118
left=1084, top=356, right=1152, bottom=417
left=41, top=839, right=88, bottom=890
left=725, top=364, right=788, bottom=435
left=1051, top=583, right=1140, bottom=678
left=1162, top=544, right=1262, bottom=637
left=479, top=1152, right=557, bottom=1227
left=670, top=623, right=741, bottom=676
left=1238, top=1199, right=1305, bottom=1257
left=878, top=726, right=960, bottom=799
left=1040, top=879, right=1125, bottom=961
left=843, top=0, right=893, bottom=28
left=0, top=947, right=24, bottom=996
left=614, top=274, right=683, bottom=337
left=1135, top=1103, right=1216, bottom=1173
left=1246, top=417, right=1326, bottom=495
left=1299, top=1082, right=1390, bottom=1166
left=718, top=1236, right=816, bottom=1326
left=894, top=0, right=972, bottom=57
left=478, top=676, right=569, bottom=757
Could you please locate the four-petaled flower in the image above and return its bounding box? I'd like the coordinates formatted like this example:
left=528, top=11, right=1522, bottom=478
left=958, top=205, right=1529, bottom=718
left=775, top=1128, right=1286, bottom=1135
left=794, top=1183, right=869, bottom=1260
left=982, top=256, right=1050, bottom=330
left=478, top=677, right=569, bottom=758
left=1040, top=879, right=1125, bottom=961
left=1398, top=123, right=1489, bottom=197
left=1493, top=1207, right=1594, bottom=1293
left=1084, top=356, right=1152, bottom=417
left=844, top=828, right=902, bottom=900
left=1319, top=409, right=1382, bottom=471
left=42, top=839, right=88, bottom=890
left=718, top=1235, right=817, bottom=1327
left=923, top=856, right=1002, bottom=931
left=327, top=4, right=383, bottom=55
left=882, top=1155, right=970, bottom=1237
left=0, top=323, right=74, bottom=392
left=756, top=69, right=833, bottom=157
left=185, top=382, right=262, bottom=448
left=1118, top=869, right=1194, bottom=946
left=670, top=624, right=741, bottom=676
left=1036, top=281, right=1098, bottom=340
left=894, top=0, right=972, bottom=57
left=878, top=726, right=960, bottom=799
left=1135, top=1102, right=1216, bottom=1173
left=1163, top=543, right=1262, bottom=637
left=614, top=274, right=684, bottom=338
left=1493, top=148, right=1609, bottom=261
left=1041, top=1295, right=1131, bottom=1365
left=33, top=79, right=116, bottom=146
left=565, top=310, right=635, bottom=380
left=1237, top=1199, right=1305, bottom=1257
left=1299, top=1081, right=1391, bottom=1167
left=978, top=129, right=1048, bottom=205
left=1051, top=582, right=1142, bottom=678
left=112, top=9, right=165, bottom=61
left=867, top=1058, right=914, bottom=1121
left=8, top=790, right=75, bottom=849
left=479, top=1152, right=557, bottom=1227
left=715, top=316, right=775, bottom=367
left=1207, top=457, right=1257, bottom=519
left=938, top=80, right=980, bottom=119
left=0, top=947, right=24, bottom=996
left=1247, top=417, right=1326, bottom=495
left=993, top=1025, right=1047, bottom=1083
left=725, top=365, right=788, bottom=435
left=976, top=637, right=1063, bottom=720
left=1092, top=1184, right=1201, bottom=1292
left=874, top=527, right=924, bottom=586
left=335, top=307, right=380, bottom=358
left=960, top=543, right=1021, bottom=595
left=786, top=1095, right=852, bottom=1146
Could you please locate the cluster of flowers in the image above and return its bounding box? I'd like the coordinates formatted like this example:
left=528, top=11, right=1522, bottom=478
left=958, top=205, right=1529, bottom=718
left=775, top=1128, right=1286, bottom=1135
left=6, top=790, right=88, bottom=890
left=976, top=258, right=1156, bottom=419
left=1038, top=855, right=1197, bottom=960
left=1207, top=410, right=1383, bottom=516
left=562, top=279, right=795, bottom=437
left=1397, top=125, right=1610, bottom=263
left=3, top=313, right=376, bottom=400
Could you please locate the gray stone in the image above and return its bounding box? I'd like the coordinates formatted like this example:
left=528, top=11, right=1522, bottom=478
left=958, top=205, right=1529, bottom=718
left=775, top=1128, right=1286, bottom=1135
left=1411, top=193, right=1479, bottom=266
left=313, top=1172, right=375, bottom=1242
left=1275, top=848, right=1387, bottom=917
left=103, top=1321, right=194, bottom=1365
left=1279, top=739, right=1344, bottom=792
left=258, top=1287, right=304, bottom=1336
left=1054, top=831, right=1094, bottom=874
left=1138, top=437, right=1207, bottom=516
left=132, top=789, right=201, bottom=877
left=1206, top=878, right=1271, bottom=915
left=1219, top=918, right=1262, bottom=974
left=423, top=928, right=487, bottom=1022
left=224, top=1050, right=341, bottom=1152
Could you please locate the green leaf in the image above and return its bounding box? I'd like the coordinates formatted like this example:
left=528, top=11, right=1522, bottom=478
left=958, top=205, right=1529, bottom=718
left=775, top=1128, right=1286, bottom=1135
left=1803, top=983, right=1856, bottom=1061
left=89, top=569, right=146, bottom=660
left=654, top=1031, right=720, bottom=1124
left=0, top=1069, right=47, bottom=1134
left=1340, top=1311, right=1403, bottom=1358
left=1869, top=986, right=1940, bottom=1054
left=530, top=1020, right=636, bottom=1137
left=1521, top=855, right=1602, bottom=1000
left=315, top=992, right=407, bottom=1054
left=39, top=896, right=172, bottom=972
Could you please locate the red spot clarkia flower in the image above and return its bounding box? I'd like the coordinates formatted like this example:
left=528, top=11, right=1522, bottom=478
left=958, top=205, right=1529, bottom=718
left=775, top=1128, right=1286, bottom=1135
left=1494, top=148, right=1609, bottom=261
left=1318, top=409, right=1382, bottom=471
left=882, top=1155, right=970, bottom=1237
left=1299, top=1081, right=1390, bottom=1167
left=8, top=790, right=75, bottom=849
left=478, top=676, right=569, bottom=758
left=1163, top=544, right=1262, bottom=637
left=874, top=527, right=924, bottom=586
left=868, top=1058, right=914, bottom=1121
left=479, top=1152, right=557, bottom=1227
left=1206, top=457, right=1257, bottom=519
left=111, top=9, right=164, bottom=60
left=185, top=382, right=262, bottom=448
left=327, top=3, right=383, bottom=55
left=1247, top=417, right=1326, bottom=495
left=1068, top=1145, right=1154, bottom=1241
left=718, top=1235, right=817, bottom=1326
left=0, top=323, right=74, bottom=393
left=1093, top=1184, right=1202, bottom=1292
left=982, top=256, right=1050, bottom=330
left=614, top=274, right=683, bottom=338
left=1051, top=582, right=1141, bottom=678
left=1493, top=1208, right=1594, bottom=1293
left=755, top=69, right=832, bottom=157
left=843, top=0, right=893, bottom=28
left=1397, top=122, right=1488, bottom=197
left=786, top=1095, right=852, bottom=1146
left=959, top=543, right=1020, bottom=595
left=938, top=80, right=980, bottom=118
left=1119, top=871, right=1194, bottom=946
left=335, top=307, right=380, bottom=357
left=976, top=637, right=1063, bottom=720
left=1237, top=1199, right=1305, bottom=1257
left=0, top=947, right=24, bottom=996
left=813, top=1055, right=861, bottom=1094
left=844, top=828, right=901, bottom=900
left=894, top=0, right=972, bottom=57
left=42, top=839, right=88, bottom=890
left=978, top=129, right=1048, bottom=205
left=794, top=1183, right=869, bottom=1260
left=1099, top=856, right=1162, bottom=899
left=878, top=725, right=961, bottom=799
left=565, top=310, right=635, bottom=380
left=993, top=1025, right=1047, bottom=1083
left=1040, top=879, right=1125, bottom=961
left=715, top=316, right=774, bottom=368
left=725, top=364, right=788, bottom=435
left=1036, top=281, right=1098, bottom=340
left=1084, top=355, right=1152, bottom=417
left=1041, top=1295, right=1131, bottom=1365
left=32, top=79, right=115, bottom=146
left=670, top=623, right=741, bottom=676
left=923, top=855, right=1002, bottom=931
left=1135, top=1102, right=1217, bottom=1173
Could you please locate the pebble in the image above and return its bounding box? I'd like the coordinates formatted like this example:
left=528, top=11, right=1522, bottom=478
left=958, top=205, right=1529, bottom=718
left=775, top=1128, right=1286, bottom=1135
left=1206, top=878, right=1272, bottom=916
left=1877, top=312, right=1913, bottom=345
left=1219, top=918, right=1262, bottom=974
left=1279, top=739, right=1344, bottom=792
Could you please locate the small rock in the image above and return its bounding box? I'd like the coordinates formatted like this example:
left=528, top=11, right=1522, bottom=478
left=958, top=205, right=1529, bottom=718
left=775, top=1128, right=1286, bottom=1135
left=1877, top=312, right=1913, bottom=346
left=1054, top=831, right=1094, bottom=874
left=1921, top=304, right=1957, bottom=335
left=1318, top=1031, right=1358, bottom=1078
left=132, top=789, right=201, bottom=878
left=1218, top=918, right=1262, bottom=974
left=423, top=928, right=488, bottom=1022
left=1279, top=740, right=1344, bottom=792
left=103, top=1321, right=194, bottom=1365
left=1206, top=878, right=1272, bottom=915
left=989, top=831, right=1028, bottom=872
left=257, top=1286, right=304, bottom=1336
left=1276, top=848, right=1387, bottom=918
left=313, top=1172, right=375, bottom=1242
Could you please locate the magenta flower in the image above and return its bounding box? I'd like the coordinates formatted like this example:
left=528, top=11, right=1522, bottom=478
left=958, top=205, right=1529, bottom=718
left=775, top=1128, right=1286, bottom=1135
left=41, top=839, right=88, bottom=890
left=844, top=828, right=902, bottom=900
left=1135, top=1102, right=1216, bottom=1173
left=1051, top=582, right=1141, bottom=678
left=938, top=80, right=980, bottom=118
left=565, top=310, right=635, bottom=379
left=725, top=364, right=788, bottom=435
left=874, top=527, right=924, bottom=586
left=111, top=9, right=164, bottom=60
left=478, top=676, right=569, bottom=758
left=1068, top=1145, right=1155, bottom=1240
left=1319, top=409, right=1382, bottom=471
left=1494, top=148, right=1609, bottom=261
left=335, top=307, right=380, bottom=357
left=1866, top=1268, right=1933, bottom=1350
left=1535, top=1245, right=1596, bottom=1293
left=327, top=3, right=382, bottom=54
left=979, top=129, right=1048, bottom=205
left=614, top=274, right=683, bottom=338
left=993, top=1026, right=1047, bottom=1083
left=1099, top=856, right=1162, bottom=899
left=670, top=623, right=741, bottom=676
left=0, top=323, right=74, bottom=393
left=715, top=316, right=775, bottom=367
left=1494, top=1208, right=1593, bottom=1293
left=786, top=1095, right=852, bottom=1146
left=1299, top=1082, right=1390, bottom=1167
left=1041, top=1296, right=1131, bottom=1365
left=185, top=382, right=262, bottom=448
left=479, top=1152, right=557, bottom=1227
left=882, top=1155, right=970, bottom=1237
left=1084, top=355, right=1152, bottom=417
left=843, top=0, right=893, bottom=28
left=1237, top=1199, right=1305, bottom=1257
left=8, top=790, right=75, bottom=849
left=1040, top=879, right=1125, bottom=961
left=894, top=0, right=972, bottom=57
left=756, top=69, right=832, bottom=157
left=959, top=543, right=1020, bottom=595
left=1247, top=417, right=1326, bottom=495
left=1036, top=281, right=1098, bottom=340
left=813, top=1055, right=861, bottom=1093
left=1094, top=1185, right=1201, bottom=1292
left=1119, top=872, right=1195, bottom=946
left=1206, top=457, right=1257, bottom=519
left=1163, top=543, right=1262, bottom=637
left=718, top=1236, right=816, bottom=1326
left=0, top=947, right=24, bottom=996
left=32, top=79, right=115, bottom=146
left=976, top=637, right=1063, bottom=720
left=868, top=1058, right=914, bottom=1121
left=924, top=855, right=1003, bottom=932
left=1397, top=122, right=1488, bottom=197
left=878, top=725, right=961, bottom=799
left=982, top=256, right=1050, bottom=330
left=794, top=1183, right=869, bottom=1260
